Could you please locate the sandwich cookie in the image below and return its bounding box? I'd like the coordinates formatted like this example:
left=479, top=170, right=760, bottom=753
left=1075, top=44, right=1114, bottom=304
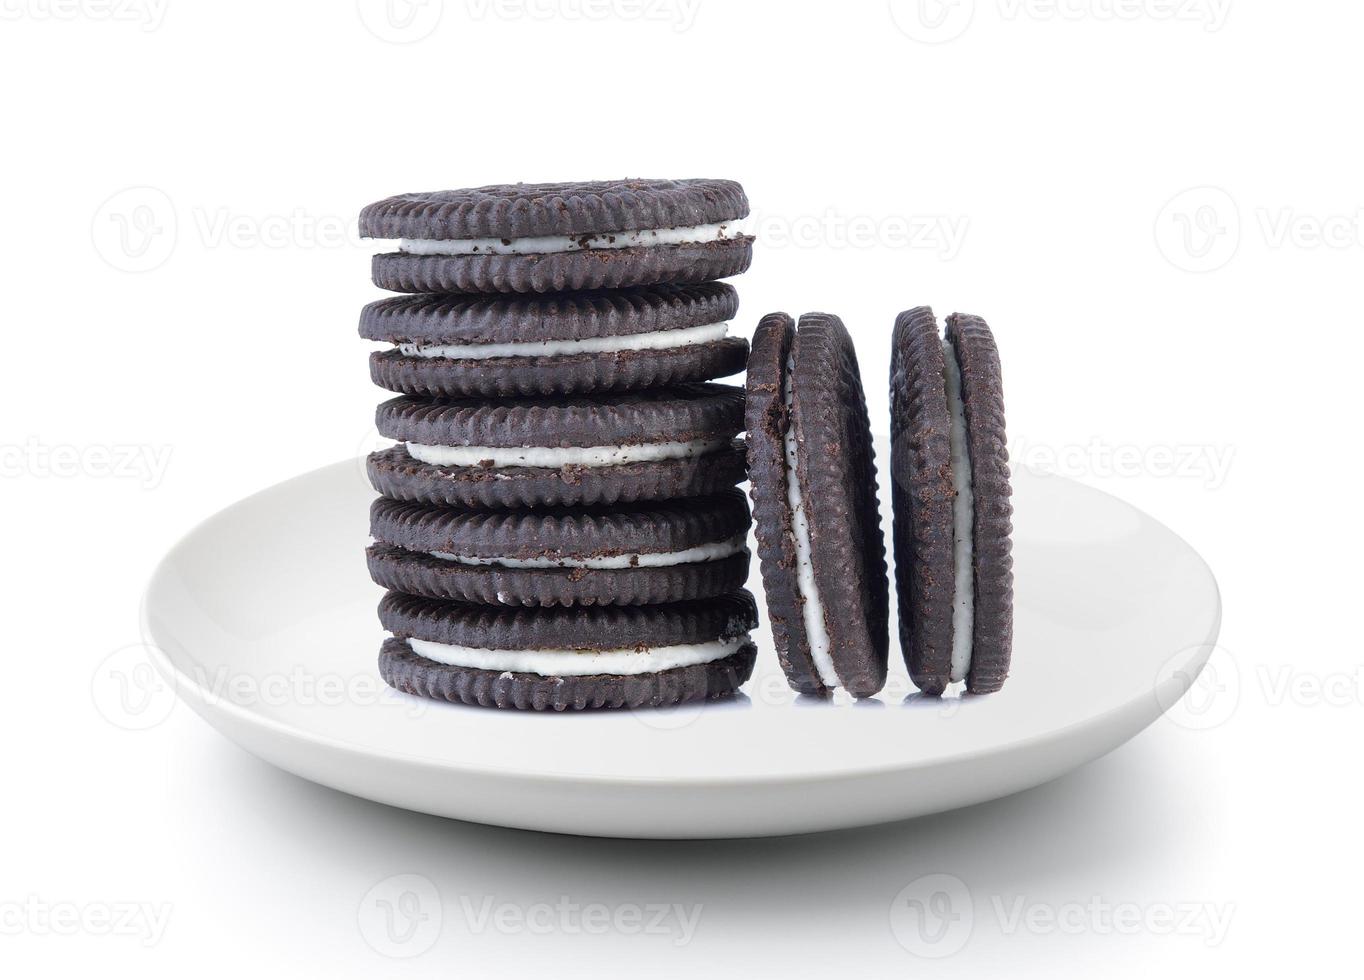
left=361, top=283, right=748, bottom=398
left=368, top=383, right=747, bottom=509
left=367, top=490, right=752, bottom=607
left=360, top=179, right=753, bottom=294
left=745, top=313, right=890, bottom=698
left=890, top=308, right=1014, bottom=696
left=378, top=591, right=760, bottom=710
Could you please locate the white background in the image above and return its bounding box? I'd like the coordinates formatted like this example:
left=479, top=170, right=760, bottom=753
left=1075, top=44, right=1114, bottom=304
left=2, top=0, right=1358, bottom=975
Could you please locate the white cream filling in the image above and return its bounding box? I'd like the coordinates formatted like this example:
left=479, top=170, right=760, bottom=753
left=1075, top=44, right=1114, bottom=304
left=942, top=337, right=976, bottom=684
left=405, top=438, right=726, bottom=469
left=430, top=534, right=747, bottom=570
left=406, top=634, right=750, bottom=677
left=398, top=220, right=746, bottom=256
left=782, top=356, right=840, bottom=690
left=397, top=322, right=729, bottom=361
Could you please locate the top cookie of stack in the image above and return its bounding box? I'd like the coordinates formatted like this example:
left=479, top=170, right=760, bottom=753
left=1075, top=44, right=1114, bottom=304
left=358, top=179, right=758, bottom=711
left=361, top=178, right=752, bottom=296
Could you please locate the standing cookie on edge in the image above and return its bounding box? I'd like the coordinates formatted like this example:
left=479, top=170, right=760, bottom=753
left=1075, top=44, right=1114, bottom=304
left=745, top=313, right=890, bottom=698
left=359, top=179, right=753, bottom=294
left=890, top=308, right=1014, bottom=696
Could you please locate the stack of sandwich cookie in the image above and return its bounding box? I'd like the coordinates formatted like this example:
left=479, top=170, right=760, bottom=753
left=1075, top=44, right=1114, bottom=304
left=890, top=308, right=1014, bottom=695
left=359, top=179, right=756, bottom=710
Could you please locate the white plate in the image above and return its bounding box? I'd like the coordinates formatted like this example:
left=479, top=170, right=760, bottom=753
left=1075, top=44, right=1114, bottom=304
left=142, top=454, right=1220, bottom=839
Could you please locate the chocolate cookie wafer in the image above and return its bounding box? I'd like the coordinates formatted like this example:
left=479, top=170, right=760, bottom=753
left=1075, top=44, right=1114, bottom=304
left=360, top=179, right=753, bottom=294
left=368, top=384, right=747, bottom=509
left=361, top=283, right=748, bottom=398
left=367, top=490, right=752, bottom=607
left=745, top=312, right=889, bottom=698
left=890, top=308, right=1014, bottom=695
left=378, top=591, right=760, bottom=711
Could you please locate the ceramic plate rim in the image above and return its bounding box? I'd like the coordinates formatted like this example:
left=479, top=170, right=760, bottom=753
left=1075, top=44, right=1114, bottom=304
left=140, top=458, right=1221, bottom=789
